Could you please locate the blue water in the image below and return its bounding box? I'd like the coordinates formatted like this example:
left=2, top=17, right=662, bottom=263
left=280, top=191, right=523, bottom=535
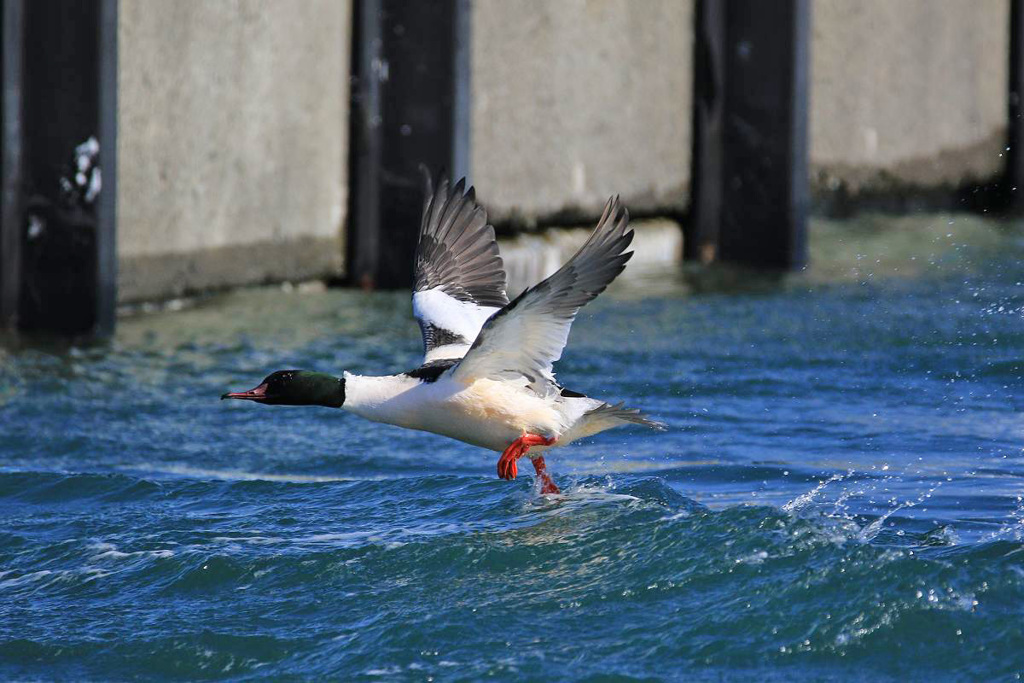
left=1, top=213, right=1023, bottom=680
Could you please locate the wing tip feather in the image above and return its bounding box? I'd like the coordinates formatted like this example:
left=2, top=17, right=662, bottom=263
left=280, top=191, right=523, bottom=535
left=414, top=168, right=509, bottom=310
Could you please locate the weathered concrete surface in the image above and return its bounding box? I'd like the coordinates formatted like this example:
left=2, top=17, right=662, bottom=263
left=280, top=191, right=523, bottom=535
left=117, top=0, right=349, bottom=302
left=471, top=0, right=693, bottom=225
left=811, top=0, right=1009, bottom=196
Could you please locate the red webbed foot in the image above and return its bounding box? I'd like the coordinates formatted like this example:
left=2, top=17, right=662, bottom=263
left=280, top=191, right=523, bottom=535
left=496, top=434, right=557, bottom=483
left=496, top=444, right=522, bottom=480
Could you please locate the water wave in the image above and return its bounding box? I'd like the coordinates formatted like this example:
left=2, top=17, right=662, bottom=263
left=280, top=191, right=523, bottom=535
left=1, top=471, right=1021, bottom=680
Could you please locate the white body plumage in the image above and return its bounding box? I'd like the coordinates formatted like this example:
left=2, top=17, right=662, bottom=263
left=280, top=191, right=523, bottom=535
left=342, top=372, right=604, bottom=452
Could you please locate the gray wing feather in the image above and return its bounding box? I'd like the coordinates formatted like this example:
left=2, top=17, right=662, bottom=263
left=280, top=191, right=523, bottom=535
left=452, top=196, right=633, bottom=392
left=414, top=174, right=509, bottom=308
left=412, top=173, right=509, bottom=363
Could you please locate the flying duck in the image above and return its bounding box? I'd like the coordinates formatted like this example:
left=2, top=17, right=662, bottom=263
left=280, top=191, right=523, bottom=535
left=222, top=173, right=664, bottom=494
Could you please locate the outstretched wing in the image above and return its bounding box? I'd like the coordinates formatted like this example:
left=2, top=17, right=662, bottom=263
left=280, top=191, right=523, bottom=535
left=413, top=173, right=509, bottom=363
left=451, top=196, right=633, bottom=394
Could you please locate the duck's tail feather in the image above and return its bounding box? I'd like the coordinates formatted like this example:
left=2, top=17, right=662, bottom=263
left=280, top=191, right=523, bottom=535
left=583, top=402, right=667, bottom=432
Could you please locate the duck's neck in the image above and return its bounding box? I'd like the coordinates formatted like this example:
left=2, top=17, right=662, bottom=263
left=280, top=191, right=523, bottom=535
left=292, top=372, right=346, bottom=407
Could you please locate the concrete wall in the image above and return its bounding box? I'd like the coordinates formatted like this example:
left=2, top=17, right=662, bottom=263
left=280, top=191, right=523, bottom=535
left=117, top=0, right=350, bottom=303
left=110, top=0, right=1015, bottom=303
left=470, top=0, right=694, bottom=225
left=811, top=0, right=1009, bottom=196
left=471, top=0, right=1008, bottom=218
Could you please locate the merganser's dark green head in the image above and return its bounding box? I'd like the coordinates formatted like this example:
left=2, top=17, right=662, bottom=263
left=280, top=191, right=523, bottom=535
left=221, top=370, right=345, bottom=407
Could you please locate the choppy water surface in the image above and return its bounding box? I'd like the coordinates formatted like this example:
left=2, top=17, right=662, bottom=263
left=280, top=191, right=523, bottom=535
left=1, top=213, right=1023, bottom=681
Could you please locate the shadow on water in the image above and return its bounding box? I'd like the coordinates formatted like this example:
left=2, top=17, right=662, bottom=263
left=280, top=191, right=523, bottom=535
left=1, top=211, right=1024, bottom=679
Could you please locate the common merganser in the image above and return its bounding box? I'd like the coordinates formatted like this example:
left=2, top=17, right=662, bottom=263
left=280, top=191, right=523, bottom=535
left=222, top=173, right=665, bottom=494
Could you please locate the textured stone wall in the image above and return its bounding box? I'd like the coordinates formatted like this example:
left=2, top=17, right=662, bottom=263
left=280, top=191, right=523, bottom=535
left=117, top=0, right=350, bottom=302
left=470, top=0, right=694, bottom=224
left=811, top=0, right=1009, bottom=196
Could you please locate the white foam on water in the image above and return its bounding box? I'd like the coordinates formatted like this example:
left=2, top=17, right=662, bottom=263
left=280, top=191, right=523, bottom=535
left=980, top=494, right=1024, bottom=543
left=123, top=464, right=396, bottom=483
left=782, top=471, right=851, bottom=514
left=856, top=504, right=906, bottom=543
left=0, top=569, right=53, bottom=589
left=856, top=478, right=948, bottom=543
left=210, top=536, right=285, bottom=546
left=561, top=458, right=720, bottom=476
left=87, top=541, right=175, bottom=561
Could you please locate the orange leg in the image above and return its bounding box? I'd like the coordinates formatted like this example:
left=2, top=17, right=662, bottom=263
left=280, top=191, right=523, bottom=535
left=496, top=434, right=557, bottom=482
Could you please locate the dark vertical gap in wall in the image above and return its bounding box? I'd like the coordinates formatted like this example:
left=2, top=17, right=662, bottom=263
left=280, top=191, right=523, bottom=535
left=451, top=0, right=471, bottom=184
left=1006, top=0, right=1024, bottom=212
left=1, top=0, right=24, bottom=330
left=95, top=0, right=117, bottom=337
left=687, top=0, right=725, bottom=264
left=15, top=0, right=111, bottom=336
left=689, top=0, right=810, bottom=269
left=347, top=0, right=465, bottom=289
left=348, top=0, right=383, bottom=290
left=786, top=0, right=810, bottom=266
